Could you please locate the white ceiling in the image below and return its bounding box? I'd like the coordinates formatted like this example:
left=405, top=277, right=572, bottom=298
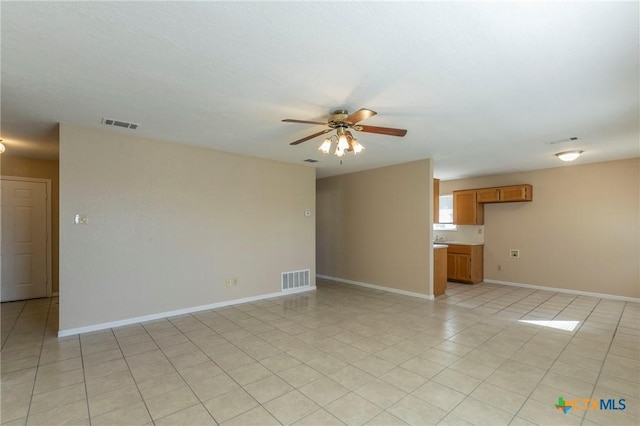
left=1, top=1, right=638, bottom=179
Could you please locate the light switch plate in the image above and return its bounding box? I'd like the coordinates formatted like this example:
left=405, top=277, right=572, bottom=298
left=74, top=214, right=88, bottom=225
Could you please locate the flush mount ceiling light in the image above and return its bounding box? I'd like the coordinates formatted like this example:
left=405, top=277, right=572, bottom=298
left=555, top=150, right=584, bottom=162
left=282, top=108, right=407, bottom=157
left=0, top=139, right=5, bottom=154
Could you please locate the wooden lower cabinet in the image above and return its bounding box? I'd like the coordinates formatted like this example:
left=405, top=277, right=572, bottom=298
left=434, top=178, right=440, bottom=224
left=447, top=244, right=483, bottom=284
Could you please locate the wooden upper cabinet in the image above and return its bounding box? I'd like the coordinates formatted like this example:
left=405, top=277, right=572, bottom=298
left=476, top=188, right=500, bottom=203
left=477, top=184, right=533, bottom=203
left=499, top=185, right=532, bottom=202
left=433, top=178, right=440, bottom=223
left=453, top=184, right=531, bottom=224
left=453, top=190, right=484, bottom=225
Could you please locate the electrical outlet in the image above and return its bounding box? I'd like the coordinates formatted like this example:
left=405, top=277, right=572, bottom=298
left=509, top=249, right=520, bottom=259
left=74, top=214, right=88, bottom=225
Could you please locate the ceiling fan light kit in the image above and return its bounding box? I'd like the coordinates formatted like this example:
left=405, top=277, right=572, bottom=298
left=283, top=108, right=407, bottom=158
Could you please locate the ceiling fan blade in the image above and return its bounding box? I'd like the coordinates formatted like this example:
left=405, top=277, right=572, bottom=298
left=356, top=125, right=407, bottom=137
left=289, top=128, right=333, bottom=145
left=282, top=119, right=328, bottom=125
left=346, top=108, right=377, bottom=124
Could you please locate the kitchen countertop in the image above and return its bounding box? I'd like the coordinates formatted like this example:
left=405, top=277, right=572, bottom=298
left=433, top=241, right=484, bottom=246
left=433, top=244, right=448, bottom=249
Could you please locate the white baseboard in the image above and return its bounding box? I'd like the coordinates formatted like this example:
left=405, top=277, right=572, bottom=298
left=317, top=275, right=434, bottom=300
left=58, top=286, right=316, bottom=337
left=484, top=279, right=640, bottom=303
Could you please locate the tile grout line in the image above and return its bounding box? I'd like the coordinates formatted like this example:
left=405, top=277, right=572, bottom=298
left=577, top=299, right=629, bottom=423
left=187, top=305, right=327, bottom=424
left=0, top=300, right=27, bottom=351
left=175, top=309, right=331, bottom=424
left=584, top=300, right=627, bottom=417
left=24, top=298, right=56, bottom=424
left=106, top=327, right=154, bottom=424
left=130, top=322, right=197, bottom=424
left=77, top=331, right=92, bottom=426
left=213, top=305, right=346, bottom=424
left=202, top=303, right=398, bottom=424
left=139, top=315, right=260, bottom=424
left=145, top=316, right=229, bottom=423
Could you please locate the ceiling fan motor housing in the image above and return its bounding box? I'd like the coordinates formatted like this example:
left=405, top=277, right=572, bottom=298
left=329, top=110, right=349, bottom=128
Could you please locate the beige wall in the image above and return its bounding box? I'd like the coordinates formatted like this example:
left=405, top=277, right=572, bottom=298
left=317, top=159, right=433, bottom=295
left=1, top=155, right=60, bottom=293
left=440, top=158, right=640, bottom=298
left=59, top=124, right=315, bottom=332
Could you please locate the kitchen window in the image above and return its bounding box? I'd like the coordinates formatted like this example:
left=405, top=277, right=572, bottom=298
left=434, top=194, right=457, bottom=230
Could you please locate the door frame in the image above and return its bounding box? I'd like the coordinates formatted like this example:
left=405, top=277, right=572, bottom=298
left=1, top=175, right=53, bottom=298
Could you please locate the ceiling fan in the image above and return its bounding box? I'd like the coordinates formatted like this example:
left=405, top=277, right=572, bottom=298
left=282, top=108, right=407, bottom=157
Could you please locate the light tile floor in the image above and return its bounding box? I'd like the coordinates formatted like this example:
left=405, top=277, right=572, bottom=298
left=1, top=280, right=639, bottom=425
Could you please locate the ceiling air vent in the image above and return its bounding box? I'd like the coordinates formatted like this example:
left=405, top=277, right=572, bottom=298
left=101, top=118, right=139, bottom=130
left=546, top=136, right=578, bottom=145
left=304, top=159, right=319, bottom=163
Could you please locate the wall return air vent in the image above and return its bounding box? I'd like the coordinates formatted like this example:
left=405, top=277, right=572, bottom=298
left=281, top=269, right=311, bottom=291
left=101, top=118, right=139, bottom=130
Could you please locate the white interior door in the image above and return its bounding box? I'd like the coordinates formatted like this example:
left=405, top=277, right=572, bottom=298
left=1, top=179, right=48, bottom=301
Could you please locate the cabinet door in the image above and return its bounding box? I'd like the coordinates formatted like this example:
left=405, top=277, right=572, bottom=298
left=456, top=254, right=471, bottom=281
left=453, top=190, right=479, bottom=224
left=453, top=190, right=484, bottom=224
left=447, top=253, right=456, bottom=280
left=476, top=188, right=499, bottom=203
left=500, top=185, right=531, bottom=202
left=434, top=248, right=447, bottom=296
